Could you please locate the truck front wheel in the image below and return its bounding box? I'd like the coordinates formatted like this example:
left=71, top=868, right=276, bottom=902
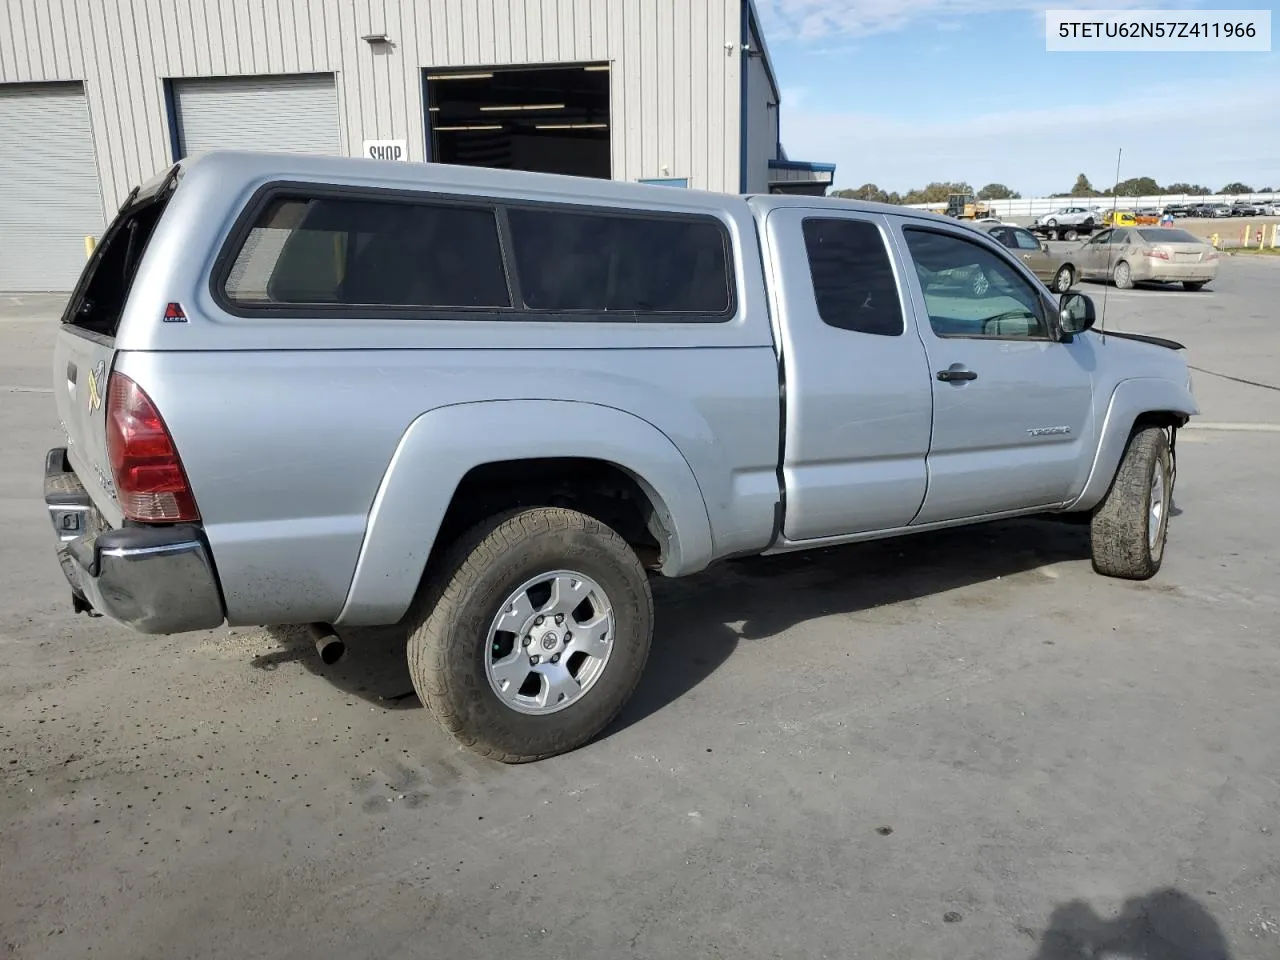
left=1089, top=426, right=1173, bottom=580
left=406, top=507, right=653, bottom=762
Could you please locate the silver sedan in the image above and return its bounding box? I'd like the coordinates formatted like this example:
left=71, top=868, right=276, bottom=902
left=1075, top=227, right=1220, bottom=290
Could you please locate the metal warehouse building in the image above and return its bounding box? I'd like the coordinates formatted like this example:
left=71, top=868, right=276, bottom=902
left=0, top=0, right=834, bottom=292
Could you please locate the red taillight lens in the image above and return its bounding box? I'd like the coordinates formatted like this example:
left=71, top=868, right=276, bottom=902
left=1142, top=247, right=1170, bottom=259
left=105, top=373, right=199, bottom=522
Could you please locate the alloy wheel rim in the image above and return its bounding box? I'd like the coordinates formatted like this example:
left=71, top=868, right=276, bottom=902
left=484, top=570, right=615, bottom=716
left=1149, top=463, right=1166, bottom=552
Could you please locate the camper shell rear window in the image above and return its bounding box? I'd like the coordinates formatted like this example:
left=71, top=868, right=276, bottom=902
left=61, top=165, right=180, bottom=338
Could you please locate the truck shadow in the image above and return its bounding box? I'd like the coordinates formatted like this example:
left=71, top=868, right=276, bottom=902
left=253, top=517, right=1092, bottom=727
left=609, top=515, right=1092, bottom=736
left=1027, top=887, right=1231, bottom=959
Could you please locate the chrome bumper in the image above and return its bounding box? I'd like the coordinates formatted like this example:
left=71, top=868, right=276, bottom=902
left=44, top=448, right=225, bottom=635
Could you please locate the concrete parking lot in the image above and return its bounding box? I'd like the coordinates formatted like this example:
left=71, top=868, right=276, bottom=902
left=3, top=258, right=1279, bottom=960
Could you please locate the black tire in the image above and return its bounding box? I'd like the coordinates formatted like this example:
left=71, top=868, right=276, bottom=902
left=406, top=507, right=653, bottom=763
left=1183, top=281, right=1207, bottom=291
left=1053, top=265, right=1074, bottom=293
left=1113, top=260, right=1134, bottom=289
left=1064, top=228, right=1078, bottom=241
left=1090, top=426, right=1173, bottom=580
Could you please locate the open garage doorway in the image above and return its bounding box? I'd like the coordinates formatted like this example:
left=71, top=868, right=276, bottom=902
left=425, top=64, right=610, bottom=179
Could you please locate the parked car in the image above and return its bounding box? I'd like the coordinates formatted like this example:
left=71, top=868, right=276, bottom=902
left=45, top=150, right=1198, bottom=762
left=976, top=222, right=1078, bottom=292
left=1032, top=206, right=1098, bottom=240
left=1075, top=226, right=1220, bottom=290
left=1229, top=201, right=1262, bottom=217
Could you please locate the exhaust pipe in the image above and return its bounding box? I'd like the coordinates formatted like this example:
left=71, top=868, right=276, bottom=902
left=308, top=622, right=346, bottom=666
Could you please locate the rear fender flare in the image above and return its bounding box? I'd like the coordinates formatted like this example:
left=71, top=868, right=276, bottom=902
left=1069, top=377, right=1197, bottom=512
left=335, top=400, right=714, bottom=626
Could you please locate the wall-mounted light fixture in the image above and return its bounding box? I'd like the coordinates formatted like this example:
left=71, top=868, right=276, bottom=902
left=362, top=33, right=390, bottom=45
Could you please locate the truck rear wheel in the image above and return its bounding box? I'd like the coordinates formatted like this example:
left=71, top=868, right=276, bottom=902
left=406, top=507, right=653, bottom=763
left=1089, top=426, right=1172, bottom=580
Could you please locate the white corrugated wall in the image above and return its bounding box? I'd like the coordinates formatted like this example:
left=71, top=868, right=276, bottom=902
left=743, top=17, right=777, bottom=194
left=0, top=82, right=104, bottom=290
left=0, top=0, right=746, bottom=218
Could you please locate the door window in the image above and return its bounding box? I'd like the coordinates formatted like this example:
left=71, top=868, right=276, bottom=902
left=801, top=218, right=904, bottom=336
left=902, top=227, right=1049, bottom=340
left=1087, top=229, right=1113, bottom=246
left=987, top=227, right=1013, bottom=248
left=1010, top=228, right=1042, bottom=251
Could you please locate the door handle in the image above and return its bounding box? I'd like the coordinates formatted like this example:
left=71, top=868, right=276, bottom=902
left=937, top=366, right=978, bottom=383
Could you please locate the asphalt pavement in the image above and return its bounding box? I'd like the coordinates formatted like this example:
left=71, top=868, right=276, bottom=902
left=2, top=258, right=1279, bottom=959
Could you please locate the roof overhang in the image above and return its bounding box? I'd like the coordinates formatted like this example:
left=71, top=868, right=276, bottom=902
left=768, top=159, right=836, bottom=195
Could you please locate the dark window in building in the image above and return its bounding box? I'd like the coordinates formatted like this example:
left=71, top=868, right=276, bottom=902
left=223, top=194, right=510, bottom=310
left=427, top=64, right=611, bottom=179
left=506, top=206, right=733, bottom=317
left=801, top=218, right=904, bottom=336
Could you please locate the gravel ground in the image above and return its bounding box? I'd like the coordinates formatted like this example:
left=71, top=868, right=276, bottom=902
left=2, top=259, right=1279, bottom=960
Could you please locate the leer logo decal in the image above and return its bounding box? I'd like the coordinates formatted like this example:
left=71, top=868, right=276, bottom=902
left=86, top=360, right=106, bottom=412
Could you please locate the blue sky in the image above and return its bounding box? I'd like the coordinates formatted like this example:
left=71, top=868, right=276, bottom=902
left=757, top=0, right=1280, bottom=195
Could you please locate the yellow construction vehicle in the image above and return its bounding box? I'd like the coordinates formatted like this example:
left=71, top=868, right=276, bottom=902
left=945, top=193, right=993, bottom=220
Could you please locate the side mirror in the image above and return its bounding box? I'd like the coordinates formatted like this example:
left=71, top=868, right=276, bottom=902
left=1059, top=292, right=1095, bottom=337
left=1040, top=240, right=1049, bottom=253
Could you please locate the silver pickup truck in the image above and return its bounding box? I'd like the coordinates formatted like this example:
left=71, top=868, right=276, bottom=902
left=45, top=151, right=1197, bottom=762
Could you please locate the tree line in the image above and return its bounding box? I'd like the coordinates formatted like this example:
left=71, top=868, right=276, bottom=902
left=831, top=175, right=1274, bottom=205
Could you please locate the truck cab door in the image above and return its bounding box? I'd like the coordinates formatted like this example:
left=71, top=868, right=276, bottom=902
left=890, top=219, right=1097, bottom=524
left=762, top=208, right=933, bottom=541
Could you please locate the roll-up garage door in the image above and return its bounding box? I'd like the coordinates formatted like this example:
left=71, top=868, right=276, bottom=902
left=0, top=83, right=104, bottom=292
left=172, top=74, right=340, bottom=157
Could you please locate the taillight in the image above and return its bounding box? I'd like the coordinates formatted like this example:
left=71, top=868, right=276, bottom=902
left=1142, top=247, right=1170, bottom=259
left=105, top=373, right=200, bottom=522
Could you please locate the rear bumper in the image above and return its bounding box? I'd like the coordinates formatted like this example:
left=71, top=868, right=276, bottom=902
left=1131, top=259, right=1219, bottom=283
left=44, top=448, right=225, bottom=635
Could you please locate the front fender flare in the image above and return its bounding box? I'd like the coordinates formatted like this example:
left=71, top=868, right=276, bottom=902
left=1069, top=377, right=1198, bottom=512
left=335, top=400, right=715, bottom=626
